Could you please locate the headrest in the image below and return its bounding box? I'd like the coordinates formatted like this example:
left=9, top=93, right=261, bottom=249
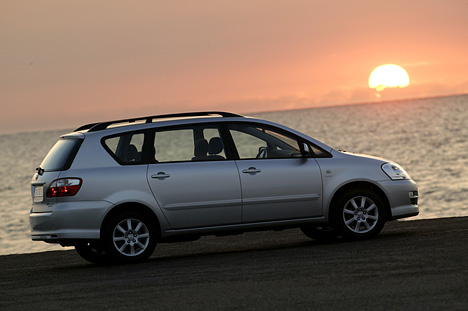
left=194, top=139, right=209, bottom=157
left=208, top=137, right=223, bottom=155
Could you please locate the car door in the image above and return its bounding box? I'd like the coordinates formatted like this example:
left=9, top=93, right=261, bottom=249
left=228, top=123, right=323, bottom=223
left=146, top=124, right=242, bottom=229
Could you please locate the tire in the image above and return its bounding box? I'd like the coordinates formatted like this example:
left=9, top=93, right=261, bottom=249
left=300, top=225, right=340, bottom=242
left=103, top=211, right=157, bottom=264
left=75, top=241, right=110, bottom=265
left=334, top=189, right=386, bottom=240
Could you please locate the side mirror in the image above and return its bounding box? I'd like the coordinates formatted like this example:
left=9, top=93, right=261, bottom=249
left=301, top=143, right=310, bottom=157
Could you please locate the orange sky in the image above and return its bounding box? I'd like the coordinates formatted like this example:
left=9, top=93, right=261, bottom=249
left=2, top=0, right=468, bottom=134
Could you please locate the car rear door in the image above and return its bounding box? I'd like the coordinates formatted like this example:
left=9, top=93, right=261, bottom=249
left=146, top=124, right=242, bottom=229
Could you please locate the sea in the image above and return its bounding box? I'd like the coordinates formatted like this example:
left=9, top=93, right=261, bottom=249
left=1, top=94, right=467, bottom=255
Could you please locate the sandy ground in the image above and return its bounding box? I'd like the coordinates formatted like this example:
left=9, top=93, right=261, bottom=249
left=1, top=217, right=468, bottom=310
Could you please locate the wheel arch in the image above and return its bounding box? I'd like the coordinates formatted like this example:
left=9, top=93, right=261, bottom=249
left=328, top=181, right=391, bottom=223
left=100, top=202, right=161, bottom=240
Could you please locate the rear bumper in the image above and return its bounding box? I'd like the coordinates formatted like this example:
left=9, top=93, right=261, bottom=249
left=30, top=201, right=111, bottom=243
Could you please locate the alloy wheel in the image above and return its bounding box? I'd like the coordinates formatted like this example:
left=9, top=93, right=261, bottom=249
left=112, top=218, right=150, bottom=256
left=342, top=196, right=379, bottom=234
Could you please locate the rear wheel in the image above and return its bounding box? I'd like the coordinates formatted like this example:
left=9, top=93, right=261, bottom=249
left=103, top=211, right=157, bottom=264
left=75, top=241, right=110, bottom=265
left=335, top=189, right=386, bottom=240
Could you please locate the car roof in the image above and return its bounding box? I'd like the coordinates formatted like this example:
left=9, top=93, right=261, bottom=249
left=74, top=111, right=244, bottom=132
left=63, top=111, right=333, bottom=152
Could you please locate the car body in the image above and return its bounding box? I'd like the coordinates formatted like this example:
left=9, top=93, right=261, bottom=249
left=30, top=111, right=419, bottom=263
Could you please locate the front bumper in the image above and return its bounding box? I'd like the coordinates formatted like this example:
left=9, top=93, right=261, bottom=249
left=30, top=200, right=111, bottom=243
left=377, top=179, right=419, bottom=220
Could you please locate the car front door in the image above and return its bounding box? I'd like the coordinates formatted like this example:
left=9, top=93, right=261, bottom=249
left=146, top=124, right=242, bottom=229
left=228, top=123, right=323, bottom=223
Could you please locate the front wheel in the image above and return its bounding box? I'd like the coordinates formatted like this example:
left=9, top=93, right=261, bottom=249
left=103, top=211, right=157, bottom=264
left=335, top=189, right=386, bottom=240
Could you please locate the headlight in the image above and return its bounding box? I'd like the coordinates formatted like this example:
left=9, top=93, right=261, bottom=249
left=381, top=162, right=411, bottom=180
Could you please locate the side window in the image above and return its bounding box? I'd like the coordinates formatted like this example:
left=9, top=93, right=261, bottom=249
left=308, top=143, right=332, bottom=158
left=153, top=125, right=226, bottom=163
left=154, top=129, right=194, bottom=162
left=103, top=132, right=145, bottom=164
left=229, top=129, right=265, bottom=159
left=228, top=124, right=301, bottom=159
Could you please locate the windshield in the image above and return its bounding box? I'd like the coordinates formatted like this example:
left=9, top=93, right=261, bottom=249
left=39, top=138, right=83, bottom=172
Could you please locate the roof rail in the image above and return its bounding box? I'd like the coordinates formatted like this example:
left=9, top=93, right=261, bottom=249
left=75, top=111, right=244, bottom=132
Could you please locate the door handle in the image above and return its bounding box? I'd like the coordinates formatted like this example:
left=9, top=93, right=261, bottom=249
left=151, top=172, right=170, bottom=179
left=242, top=167, right=261, bottom=174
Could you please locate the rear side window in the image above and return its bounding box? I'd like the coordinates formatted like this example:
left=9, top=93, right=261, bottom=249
left=40, top=138, right=83, bottom=172
left=154, top=129, right=194, bottom=162
left=153, top=125, right=226, bottom=163
left=103, top=132, right=146, bottom=164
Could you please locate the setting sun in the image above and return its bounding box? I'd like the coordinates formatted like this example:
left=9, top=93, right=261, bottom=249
left=369, top=64, right=410, bottom=92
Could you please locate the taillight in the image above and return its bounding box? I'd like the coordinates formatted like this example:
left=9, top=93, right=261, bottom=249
left=46, top=178, right=82, bottom=198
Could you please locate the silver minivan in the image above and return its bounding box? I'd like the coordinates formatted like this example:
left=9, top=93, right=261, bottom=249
left=30, top=112, right=419, bottom=264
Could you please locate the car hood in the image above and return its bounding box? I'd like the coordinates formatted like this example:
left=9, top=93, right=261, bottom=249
left=333, top=150, right=390, bottom=164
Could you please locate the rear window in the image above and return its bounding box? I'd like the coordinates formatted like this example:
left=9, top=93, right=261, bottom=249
left=40, top=138, right=83, bottom=172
